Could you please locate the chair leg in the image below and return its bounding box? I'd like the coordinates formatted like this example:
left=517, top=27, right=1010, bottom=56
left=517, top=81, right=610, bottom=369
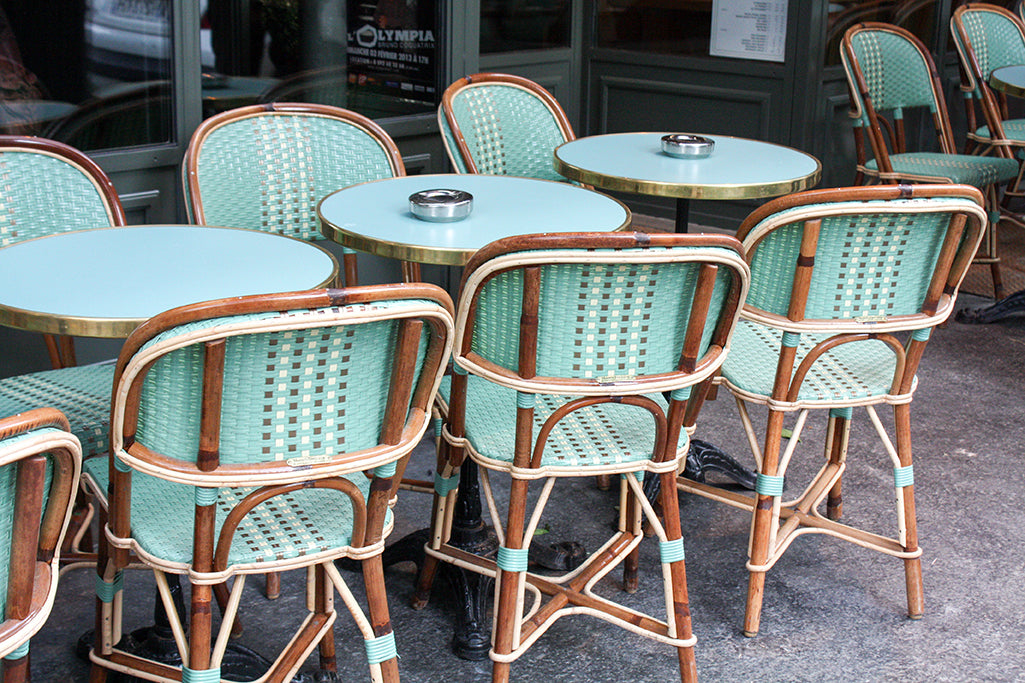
left=894, top=404, right=924, bottom=619
left=744, top=409, right=786, bottom=637
left=491, top=478, right=530, bottom=683
left=265, top=571, right=281, bottom=600
left=657, top=471, right=698, bottom=683
left=362, top=555, right=400, bottom=682
left=825, top=411, right=851, bottom=521
left=313, top=565, right=338, bottom=676
left=2, top=654, right=29, bottom=683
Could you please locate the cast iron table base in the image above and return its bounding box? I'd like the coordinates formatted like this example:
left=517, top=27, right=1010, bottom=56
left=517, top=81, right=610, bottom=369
left=955, top=289, right=1025, bottom=324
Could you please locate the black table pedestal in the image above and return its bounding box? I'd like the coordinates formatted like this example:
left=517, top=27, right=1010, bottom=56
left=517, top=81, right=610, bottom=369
left=955, top=289, right=1025, bottom=324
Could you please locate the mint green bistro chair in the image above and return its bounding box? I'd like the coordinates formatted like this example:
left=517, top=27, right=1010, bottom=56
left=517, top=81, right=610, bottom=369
left=183, top=103, right=407, bottom=287
left=952, top=4, right=1025, bottom=223
left=841, top=22, right=1019, bottom=299
left=414, top=232, right=750, bottom=682
left=677, top=184, right=988, bottom=637
left=85, top=286, right=453, bottom=683
left=0, top=408, right=82, bottom=683
left=0, top=135, right=127, bottom=369
left=439, top=73, right=576, bottom=182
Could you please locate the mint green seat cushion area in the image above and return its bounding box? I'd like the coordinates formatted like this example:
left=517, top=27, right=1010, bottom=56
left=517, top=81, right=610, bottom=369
left=0, top=363, right=114, bottom=458
left=82, top=455, right=389, bottom=569
left=437, top=375, right=689, bottom=472
left=721, top=320, right=906, bottom=405
left=865, top=152, right=1018, bottom=187
left=974, top=118, right=1025, bottom=143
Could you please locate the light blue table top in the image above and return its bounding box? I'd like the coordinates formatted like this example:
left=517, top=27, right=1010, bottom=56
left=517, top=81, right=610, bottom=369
left=990, top=65, right=1025, bottom=98
left=554, top=132, right=821, bottom=200
left=318, top=174, right=632, bottom=265
left=0, top=225, right=338, bottom=337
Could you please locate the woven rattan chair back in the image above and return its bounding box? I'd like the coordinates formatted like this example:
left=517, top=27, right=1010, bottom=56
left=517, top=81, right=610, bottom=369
left=0, top=136, right=126, bottom=248
left=737, top=183, right=987, bottom=335
left=841, top=22, right=960, bottom=172
left=183, top=103, right=406, bottom=243
left=952, top=4, right=1025, bottom=150
left=454, top=232, right=749, bottom=396
left=439, top=73, right=575, bottom=181
left=91, top=286, right=452, bottom=683
left=0, top=408, right=81, bottom=683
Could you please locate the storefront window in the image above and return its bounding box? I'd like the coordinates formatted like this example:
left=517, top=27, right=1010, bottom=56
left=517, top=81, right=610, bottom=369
left=596, top=1, right=713, bottom=56
left=826, top=0, right=937, bottom=66
left=480, top=0, right=570, bottom=54
left=1, top=0, right=175, bottom=151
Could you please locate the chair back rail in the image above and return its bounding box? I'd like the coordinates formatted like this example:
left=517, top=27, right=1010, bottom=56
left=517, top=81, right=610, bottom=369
left=183, top=103, right=405, bottom=243
left=439, top=73, right=576, bottom=181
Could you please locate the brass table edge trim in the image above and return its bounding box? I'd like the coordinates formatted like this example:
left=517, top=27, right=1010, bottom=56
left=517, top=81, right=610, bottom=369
left=990, top=69, right=1025, bottom=99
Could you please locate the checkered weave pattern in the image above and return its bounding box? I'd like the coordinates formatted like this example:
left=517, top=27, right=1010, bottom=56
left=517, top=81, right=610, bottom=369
left=959, top=10, right=1025, bottom=85
left=192, top=114, right=399, bottom=240
left=82, top=456, right=384, bottom=568
left=0, top=364, right=114, bottom=458
left=470, top=250, right=736, bottom=381
left=0, top=151, right=116, bottom=247
left=745, top=202, right=954, bottom=320
left=865, top=152, right=1018, bottom=187
left=975, top=119, right=1025, bottom=141
left=132, top=304, right=428, bottom=466
left=448, top=83, right=569, bottom=181
left=439, top=377, right=689, bottom=471
left=847, top=29, right=937, bottom=114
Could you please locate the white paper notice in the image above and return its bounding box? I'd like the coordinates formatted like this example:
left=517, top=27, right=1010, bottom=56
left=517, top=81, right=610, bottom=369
left=710, top=0, right=788, bottom=63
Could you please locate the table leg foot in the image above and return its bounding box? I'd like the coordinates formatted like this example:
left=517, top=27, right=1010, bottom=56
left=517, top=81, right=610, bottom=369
left=954, top=290, right=1025, bottom=324
left=682, top=439, right=758, bottom=490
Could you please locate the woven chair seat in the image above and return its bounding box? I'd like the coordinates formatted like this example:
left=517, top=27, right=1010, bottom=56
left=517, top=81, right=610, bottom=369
left=83, top=455, right=389, bottom=573
left=438, top=374, right=689, bottom=476
left=720, top=319, right=913, bottom=407
left=973, top=118, right=1025, bottom=142
left=865, top=152, right=1018, bottom=186
left=0, top=363, right=114, bottom=457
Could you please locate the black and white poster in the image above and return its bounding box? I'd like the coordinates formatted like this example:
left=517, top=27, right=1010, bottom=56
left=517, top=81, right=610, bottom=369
left=346, top=0, right=438, bottom=103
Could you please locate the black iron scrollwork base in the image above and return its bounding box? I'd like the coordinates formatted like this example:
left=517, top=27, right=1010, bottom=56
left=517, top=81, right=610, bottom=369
left=682, top=439, right=758, bottom=490
left=955, top=290, right=1025, bottom=324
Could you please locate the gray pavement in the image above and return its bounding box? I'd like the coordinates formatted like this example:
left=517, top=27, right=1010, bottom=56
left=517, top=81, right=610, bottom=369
left=29, top=291, right=1025, bottom=682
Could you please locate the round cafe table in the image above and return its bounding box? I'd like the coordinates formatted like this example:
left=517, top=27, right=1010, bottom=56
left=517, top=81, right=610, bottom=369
left=554, top=132, right=821, bottom=233
left=318, top=173, right=631, bottom=266
left=0, top=224, right=337, bottom=338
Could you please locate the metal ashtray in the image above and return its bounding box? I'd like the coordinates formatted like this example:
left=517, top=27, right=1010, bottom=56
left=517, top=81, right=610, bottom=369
left=409, top=189, right=473, bottom=222
left=661, top=134, right=715, bottom=159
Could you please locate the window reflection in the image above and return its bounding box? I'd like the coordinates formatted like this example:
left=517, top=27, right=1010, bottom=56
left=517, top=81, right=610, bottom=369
left=480, top=0, right=570, bottom=54
left=596, top=0, right=713, bottom=56
left=826, top=0, right=936, bottom=65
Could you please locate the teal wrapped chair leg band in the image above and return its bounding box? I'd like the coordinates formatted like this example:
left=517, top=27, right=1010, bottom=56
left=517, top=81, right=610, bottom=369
left=670, top=387, right=690, bottom=402
left=434, top=471, right=460, bottom=496
left=660, top=538, right=686, bottom=564
left=756, top=473, right=785, bottom=497
left=829, top=407, right=853, bottom=420
left=182, top=666, right=222, bottom=683
left=622, top=471, right=645, bottom=483
left=4, top=642, right=29, bottom=660
left=894, top=465, right=914, bottom=488
left=194, top=487, right=219, bottom=507
left=516, top=392, right=535, bottom=409
left=374, top=461, right=398, bottom=479
left=113, top=455, right=132, bottom=473
left=452, top=363, right=468, bottom=375
left=781, top=331, right=801, bottom=348
left=911, top=328, right=932, bottom=342
left=96, top=571, right=124, bottom=603
left=497, top=546, right=530, bottom=572
left=341, top=246, right=357, bottom=255
left=364, top=631, right=397, bottom=665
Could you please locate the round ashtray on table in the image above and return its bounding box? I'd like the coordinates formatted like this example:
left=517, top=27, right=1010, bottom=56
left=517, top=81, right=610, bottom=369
left=409, top=189, right=473, bottom=222
left=661, top=134, right=715, bottom=159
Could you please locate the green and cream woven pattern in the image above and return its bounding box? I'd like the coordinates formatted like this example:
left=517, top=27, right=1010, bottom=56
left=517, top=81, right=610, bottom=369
left=0, top=151, right=116, bottom=247
left=448, top=83, right=569, bottom=181
left=192, top=113, right=398, bottom=240
left=957, top=8, right=1025, bottom=146
left=470, top=251, right=735, bottom=381
left=0, top=364, right=114, bottom=458
left=131, top=306, right=428, bottom=467
left=864, top=153, right=1017, bottom=187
